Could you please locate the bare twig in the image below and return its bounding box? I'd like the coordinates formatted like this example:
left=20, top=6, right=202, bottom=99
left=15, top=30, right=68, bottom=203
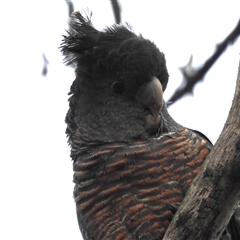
left=42, top=53, right=49, bottom=77
left=65, top=0, right=74, bottom=17
left=168, top=18, right=240, bottom=106
left=110, top=0, right=121, bottom=24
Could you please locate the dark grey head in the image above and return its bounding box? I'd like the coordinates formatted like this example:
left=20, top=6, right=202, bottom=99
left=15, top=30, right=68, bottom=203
left=61, top=12, right=169, bottom=145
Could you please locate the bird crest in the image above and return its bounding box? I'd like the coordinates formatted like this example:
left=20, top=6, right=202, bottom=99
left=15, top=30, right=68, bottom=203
left=61, top=11, right=168, bottom=91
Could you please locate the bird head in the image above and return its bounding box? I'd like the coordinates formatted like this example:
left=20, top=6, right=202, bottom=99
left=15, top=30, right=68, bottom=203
left=61, top=12, right=169, bottom=144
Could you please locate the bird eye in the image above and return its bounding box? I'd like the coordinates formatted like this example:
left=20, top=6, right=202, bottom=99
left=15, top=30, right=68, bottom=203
left=112, top=82, right=125, bottom=94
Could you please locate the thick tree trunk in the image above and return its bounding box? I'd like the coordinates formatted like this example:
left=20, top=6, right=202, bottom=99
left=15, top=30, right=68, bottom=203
left=163, top=60, right=240, bottom=240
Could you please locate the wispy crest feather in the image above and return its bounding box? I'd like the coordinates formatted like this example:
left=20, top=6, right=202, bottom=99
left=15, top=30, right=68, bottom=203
left=60, top=11, right=135, bottom=66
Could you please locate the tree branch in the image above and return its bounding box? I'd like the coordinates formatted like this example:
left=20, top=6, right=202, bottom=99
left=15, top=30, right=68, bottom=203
left=110, top=0, right=121, bottom=24
left=42, top=53, right=49, bottom=77
left=65, top=0, right=74, bottom=17
left=163, top=59, right=240, bottom=239
left=167, top=18, right=240, bottom=106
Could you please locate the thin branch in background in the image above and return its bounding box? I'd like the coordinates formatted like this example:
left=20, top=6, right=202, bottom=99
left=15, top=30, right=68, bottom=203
left=65, top=0, right=74, bottom=17
left=42, top=53, right=49, bottom=77
left=43, top=1, right=74, bottom=78
left=110, top=0, right=121, bottom=24
left=167, top=18, right=240, bottom=106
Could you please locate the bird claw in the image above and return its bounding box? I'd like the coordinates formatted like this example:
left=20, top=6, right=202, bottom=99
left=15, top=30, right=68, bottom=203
left=167, top=202, right=180, bottom=215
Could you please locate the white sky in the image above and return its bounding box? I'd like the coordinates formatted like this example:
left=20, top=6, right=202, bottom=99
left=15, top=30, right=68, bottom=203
left=0, top=1, right=239, bottom=239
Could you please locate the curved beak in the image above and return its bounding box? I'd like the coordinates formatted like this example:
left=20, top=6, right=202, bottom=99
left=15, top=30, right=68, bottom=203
left=135, top=77, right=163, bottom=118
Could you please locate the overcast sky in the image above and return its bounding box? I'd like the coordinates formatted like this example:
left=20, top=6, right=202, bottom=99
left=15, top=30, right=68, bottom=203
left=0, top=1, right=240, bottom=239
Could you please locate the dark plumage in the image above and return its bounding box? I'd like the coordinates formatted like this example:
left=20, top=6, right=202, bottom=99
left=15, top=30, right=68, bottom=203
left=61, top=12, right=239, bottom=240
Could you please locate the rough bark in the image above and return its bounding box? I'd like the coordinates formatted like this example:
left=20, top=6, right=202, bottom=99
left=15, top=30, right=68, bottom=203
left=163, top=60, right=240, bottom=240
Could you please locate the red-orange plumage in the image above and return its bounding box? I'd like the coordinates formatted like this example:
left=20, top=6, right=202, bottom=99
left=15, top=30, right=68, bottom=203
left=73, top=128, right=211, bottom=240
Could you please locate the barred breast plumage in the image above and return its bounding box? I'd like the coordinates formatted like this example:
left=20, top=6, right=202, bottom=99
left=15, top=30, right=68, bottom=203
left=73, top=125, right=211, bottom=239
